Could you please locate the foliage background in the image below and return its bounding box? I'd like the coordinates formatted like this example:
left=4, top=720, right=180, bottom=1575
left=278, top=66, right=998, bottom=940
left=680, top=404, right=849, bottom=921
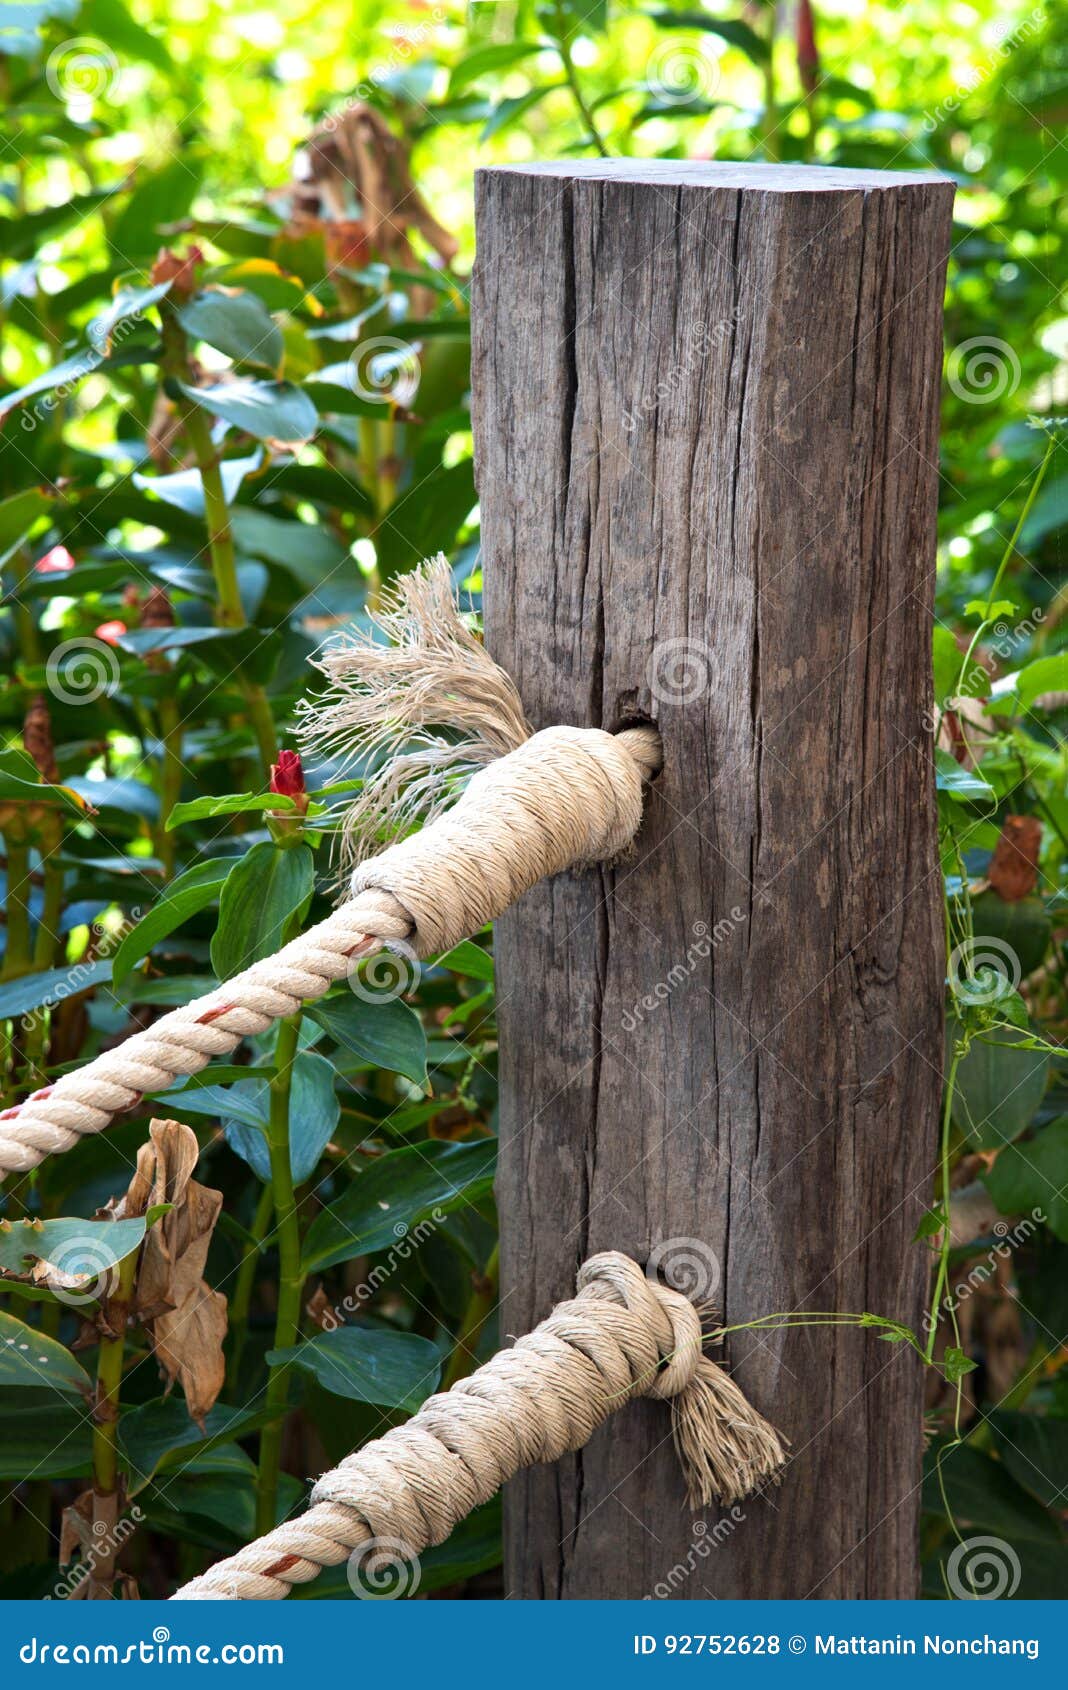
left=0, top=0, right=1065, bottom=1599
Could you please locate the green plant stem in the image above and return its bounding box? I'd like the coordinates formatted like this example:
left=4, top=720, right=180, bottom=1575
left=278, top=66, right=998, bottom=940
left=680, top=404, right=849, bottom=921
left=255, top=1011, right=304, bottom=1536
left=441, top=1243, right=499, bottom=1391
left=1, top=835, right=32, bottom=980
left=954, top=436, right=1055, bottom=696
left=92, top=1248, right=139, bottom=1499
left=10, top=550, right=41, bottom=666
left=926, top=1042, right=965, bottom=1362
left=226, top=1182, right=273, bottom=1394
left=553, top=5, right=609, bottom=156
left=157, top=694, right=184, bottom=875
left=761, top=26, right=780, bottom=161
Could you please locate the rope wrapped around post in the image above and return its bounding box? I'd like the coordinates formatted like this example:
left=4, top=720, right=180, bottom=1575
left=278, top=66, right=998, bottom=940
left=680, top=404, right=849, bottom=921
left=172, top=1252, right=787, bottom=1600
left=0, top=559, right=661, bottom=1177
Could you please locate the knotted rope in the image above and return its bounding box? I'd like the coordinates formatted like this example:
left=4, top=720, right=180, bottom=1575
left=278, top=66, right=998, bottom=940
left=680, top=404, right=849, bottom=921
left=0, top=560, right=661, bottom=1176
left=172, top=1252, right=787, bottom=1600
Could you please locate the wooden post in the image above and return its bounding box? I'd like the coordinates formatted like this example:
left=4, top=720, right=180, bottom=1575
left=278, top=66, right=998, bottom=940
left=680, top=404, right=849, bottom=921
left=471, top=162, right=954, bottom=1600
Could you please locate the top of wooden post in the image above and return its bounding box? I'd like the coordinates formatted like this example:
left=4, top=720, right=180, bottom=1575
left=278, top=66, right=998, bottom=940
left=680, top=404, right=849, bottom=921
left=477, top=159, right=953, bottom=194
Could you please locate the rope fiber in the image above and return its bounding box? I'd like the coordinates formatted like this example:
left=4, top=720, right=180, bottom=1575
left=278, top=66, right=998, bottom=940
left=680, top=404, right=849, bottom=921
left=172, top=1253, right=787, bottom=1600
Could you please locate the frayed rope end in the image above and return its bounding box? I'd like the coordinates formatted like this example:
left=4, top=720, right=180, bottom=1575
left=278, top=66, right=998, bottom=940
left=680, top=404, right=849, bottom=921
left=294, top=554, right=532, bottom=880
left=672, top=1356, right=789, bottom=1511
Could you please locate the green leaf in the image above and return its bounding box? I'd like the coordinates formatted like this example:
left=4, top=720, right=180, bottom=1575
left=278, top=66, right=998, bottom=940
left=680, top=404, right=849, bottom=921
left=961, top=890, right=1052, bottom=981
left=178, top=289, right=283, bottom=371
left=308, top=992, right=428, bottom=1087
left=87, top=280, right=171, bottom=350
left=132, top=448, right=262, bottom=516
left=436, top=938, right=495, bottom=983
left=942, top=1346, right=978, bottom=1383
left=119, top=1398, right=275, bottom=1491
left=111, top=857, right=234, bottom=988
left=268, top=1327, right=441, bottom=1414
left=222, top=1051, right=340, bottom=1185
left=932, top=624, right=963, bottom=707
left=0, top=960, right=111, bottom=1019
left=0, top=1310, right=91, bottom=1396
left=984, top=1117, right=1068, bottom=1241
left=923, top=1440, right=1062, bottom=1544
left=301, top=1138, right=496, bottom=1275
left=178, top=378, right=318, bottom=443
left=229, top=507, right=348, bottom=573
left=448, top=41, right=545, bottom=95
left=0, top=487, right=52, bottom=564
left=109, top=154, right=201, bottom=258
left=988, top=655, right=1068, bottom=716
left=935, top=747, right=995, bottom=802
left=648, top=10, right=770, bottom=63
left=951, top=1024, right=1049, bottom=1150
left=964, top=597, right=1016, bottom=619
left=988, top=1411, right=1068, bottom=1509
left=210, top=842, right=314, bottom=980
left=480, top=83, right=564, bottom=143
left=0, top=348, right=103, bottom=416
left=0, top=1215, right=147, bottom=1290
left=167, top=791, right=296, bottom=828
left=0, top=1401, right=93, bottom=1479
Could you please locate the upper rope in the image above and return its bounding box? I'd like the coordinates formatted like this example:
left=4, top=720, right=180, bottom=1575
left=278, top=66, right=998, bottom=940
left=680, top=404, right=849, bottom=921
left=0, top=557, right=661, bottom=1177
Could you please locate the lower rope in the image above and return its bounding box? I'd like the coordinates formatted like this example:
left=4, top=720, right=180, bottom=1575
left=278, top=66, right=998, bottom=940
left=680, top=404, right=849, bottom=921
left=172, top=1253, right=787, bottom=1600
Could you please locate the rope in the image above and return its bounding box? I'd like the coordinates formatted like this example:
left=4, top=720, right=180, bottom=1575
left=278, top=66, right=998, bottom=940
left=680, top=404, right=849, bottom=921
left=0, top=723, right=660, bottom=1176
left=171, top=1252, right=787, bottom=1600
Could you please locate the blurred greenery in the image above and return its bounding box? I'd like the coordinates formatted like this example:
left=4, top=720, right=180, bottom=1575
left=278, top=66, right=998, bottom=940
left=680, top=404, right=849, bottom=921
left=0, top=0, right=1066, bottom=1600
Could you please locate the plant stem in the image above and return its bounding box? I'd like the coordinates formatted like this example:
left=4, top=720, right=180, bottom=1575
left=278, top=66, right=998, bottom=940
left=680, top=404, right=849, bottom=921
left=1, top=834, right=33, bottom=980
left=157, top=694, right=184, bottom=875
left=954, top=436, right=1055, bottom=694
left=926, top=1042, right=965, bottom=1362
left=227, top=1182, right=273, bottom=1394
left=85, top=1247, right=138, bottom=1597
left=441, top=1243, right=499, bottom=1391
left=255, top=1011, right=303, bottom=1535
left=553, top=4, right=609, bottom=156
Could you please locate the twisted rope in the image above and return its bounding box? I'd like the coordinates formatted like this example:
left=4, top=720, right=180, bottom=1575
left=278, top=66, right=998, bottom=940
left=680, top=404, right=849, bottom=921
left=0, top=724, right=660, bottom=1176
left=172, top=1252, right=787, bottom=1600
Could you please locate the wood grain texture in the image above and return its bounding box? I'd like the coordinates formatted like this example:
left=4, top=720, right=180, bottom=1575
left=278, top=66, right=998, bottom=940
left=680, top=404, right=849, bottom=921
left=471, top=161, right=954, bottom=1599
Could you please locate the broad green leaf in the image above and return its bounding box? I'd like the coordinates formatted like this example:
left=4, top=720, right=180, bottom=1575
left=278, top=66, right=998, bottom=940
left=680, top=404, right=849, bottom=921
left=214, top=259, right=311, bottom=313
left=0, top=960, right=111, bottom=1019
left=923, top=1440, right=1062, bottom=1544
left=87, top=280, right=171, bottom=350
left=132, top=448, right=262, bottom=515
left=268, top=1327, right=441, bottom=1414
left=65, top=775, right=160, bottom=820
left=292, top=1498, right=501, bottom=1599
left=990, top=1411, right=1068, bottom=1509
left=959, top=890, right=1052, bottom=981
left=309, top=992, right=428, bottom=1087
left=0, top=1215, right=147, bottom=1289
left=229, top=506, right=348, bottom=572
left=0, top=487, right=52, bottom=563
left=436, top=938, right=495, bottom=983
left=167, top=791, right=295, bottom=828
left=119, top=1398, right=276, bottom=1491
left=932, top=624, right=963, bottom=707
left=648, top=10, right=770, bottom=62
left=0, top=748, right=92, bottom=817
left=984, top=1117, right=1068, bottom=1241
left=178, top=289, right=283, bottom=371
left=178, top=377, right=318, bottom=443
left=109, top=154, right=201, bottom=257
left=222, top=1050, right=340, bottom=1184
left=0, top=1310, right=91, bottom=1396
left=0, top=1401, right=94, bottom=1479
left=448, top=41, right=545, bottom=95
left=935, top=747, right=995, bottom=802
left=210, top=841, right=314, bottom=980
left=988, top=655, right=1068, bottom=716
left=951, top=1024, right=1049, bottom=1150
left=964, top=597, right=1016, bottom=619
left=111, top=857, right=233, bottom=987
left=302, top=1138, right=496, bottom=1275
left=0, top=348, right=103, bottom=415
left=480, top=83, right=564, bottom=143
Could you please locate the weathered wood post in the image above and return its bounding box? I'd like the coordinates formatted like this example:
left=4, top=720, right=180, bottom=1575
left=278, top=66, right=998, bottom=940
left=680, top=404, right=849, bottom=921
left=471, top=161, right=954, bottom=1600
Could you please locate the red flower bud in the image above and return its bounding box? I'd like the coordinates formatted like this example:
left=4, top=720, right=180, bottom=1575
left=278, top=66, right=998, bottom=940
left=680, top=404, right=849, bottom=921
left=94, top=620, right=126, bottom=645
left=270, top=749, right=306, bottom=798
